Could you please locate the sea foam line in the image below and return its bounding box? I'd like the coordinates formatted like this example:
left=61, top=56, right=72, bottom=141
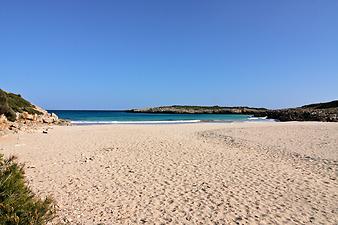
left=71, top=120, right=202, bottom=124
left=248, top=116, right=267, bottom=120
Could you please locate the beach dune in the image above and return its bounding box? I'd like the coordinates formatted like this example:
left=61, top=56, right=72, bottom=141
left=0, top=122, right=337, bottom=224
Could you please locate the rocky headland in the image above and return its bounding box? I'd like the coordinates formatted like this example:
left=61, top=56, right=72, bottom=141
left=0, top=89, right=69, bottom=135
left=129, top=101, right=338, bottom=122
left=254, top=100, right=338, bottom=122
left=129, top=105, right=267, bottom=114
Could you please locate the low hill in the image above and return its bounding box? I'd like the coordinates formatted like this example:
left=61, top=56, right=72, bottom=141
left=129, top=105, right=267, bottom=114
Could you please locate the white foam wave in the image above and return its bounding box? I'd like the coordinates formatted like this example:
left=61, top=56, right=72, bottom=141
left=248, top=116, right=267, bottom=120
left=71, top=120, right=202, bottom=124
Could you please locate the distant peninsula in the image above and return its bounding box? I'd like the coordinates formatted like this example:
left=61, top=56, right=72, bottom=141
left=129, top=101, right=338, bottom=122
left=128, top=105, right=267, bottom=114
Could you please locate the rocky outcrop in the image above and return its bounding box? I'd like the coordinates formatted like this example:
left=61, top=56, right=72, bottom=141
left=254, top=100, right=338, bottom=122
left=18, top=107, right=68, bottom=125
left=129, top=105, right=267, bottom=114
left=0, top=89, right=70, bottom=134
left=0, top=115, right=8, bottom=131
left=0, top=109, right=70, bottom=133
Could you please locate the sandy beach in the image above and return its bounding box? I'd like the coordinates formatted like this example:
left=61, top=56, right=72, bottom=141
left=0, top=122, right=337, bottom=224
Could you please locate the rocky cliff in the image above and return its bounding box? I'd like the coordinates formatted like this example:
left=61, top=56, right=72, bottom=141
left=0, top=89, right=69, bottom=133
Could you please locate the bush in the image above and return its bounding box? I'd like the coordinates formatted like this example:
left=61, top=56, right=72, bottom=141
left=0, top=154, right=56, bottom=225
left=0, top=89, right=42, bottom=122
left=0, top=90, right=17, bottom=122
left=6, top=92, right=42, bottom=115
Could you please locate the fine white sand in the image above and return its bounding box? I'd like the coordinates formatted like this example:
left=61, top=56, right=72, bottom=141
left=0, top=122, right=337, bottom=224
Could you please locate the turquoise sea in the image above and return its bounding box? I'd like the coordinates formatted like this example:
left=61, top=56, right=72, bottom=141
left=48, top=110, right=268, bottom=124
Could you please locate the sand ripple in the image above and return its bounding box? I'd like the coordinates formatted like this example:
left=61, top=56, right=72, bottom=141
left=0, top=122, right=337, bottom=224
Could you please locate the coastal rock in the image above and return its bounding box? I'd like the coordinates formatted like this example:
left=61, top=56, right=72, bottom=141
left=42, top=115, right=55, bottom=124
left=0, top=114, right=7, bottom=123
left=9, top=123, right=18, bottom=130
left=51, top=113, right=59, bottom=120
left=33, top=113, right=39, bottom=121
left=0, top=89, right=70, bottom=134
left=0, top=114, right=9, bottom=130
left=55, top=119, right=71, bottom=126
left=254, top=100, right=338, bottom=122
left=20, top=112, right=34, bottom=120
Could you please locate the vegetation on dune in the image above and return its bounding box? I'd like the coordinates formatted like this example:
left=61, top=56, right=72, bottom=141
left=0, top=154, right=56, bottom=225
left=0, top=89, right=42, bottom=122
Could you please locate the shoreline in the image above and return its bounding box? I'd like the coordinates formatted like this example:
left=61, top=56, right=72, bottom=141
left=70, top=120, right=274, bottom=125
left=68, top=117, right=272, bottom=125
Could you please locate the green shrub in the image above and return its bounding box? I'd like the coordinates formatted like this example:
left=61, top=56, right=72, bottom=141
left=0, top=89, right=42, bottom=122
left=0, top=90, right=17, bottom=122
left=6, top=92, right=42, bottom=115
left=0, top=154, right=56, bottom=225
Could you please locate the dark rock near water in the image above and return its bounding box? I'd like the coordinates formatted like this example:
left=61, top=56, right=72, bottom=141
left=254, top=100, right=338, bottom=122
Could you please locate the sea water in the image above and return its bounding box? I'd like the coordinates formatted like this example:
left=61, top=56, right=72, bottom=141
left=48, top=110, right=268, bottom=124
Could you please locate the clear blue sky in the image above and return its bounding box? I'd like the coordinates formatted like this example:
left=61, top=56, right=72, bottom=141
left=1, top=0, right=337, bottom=109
